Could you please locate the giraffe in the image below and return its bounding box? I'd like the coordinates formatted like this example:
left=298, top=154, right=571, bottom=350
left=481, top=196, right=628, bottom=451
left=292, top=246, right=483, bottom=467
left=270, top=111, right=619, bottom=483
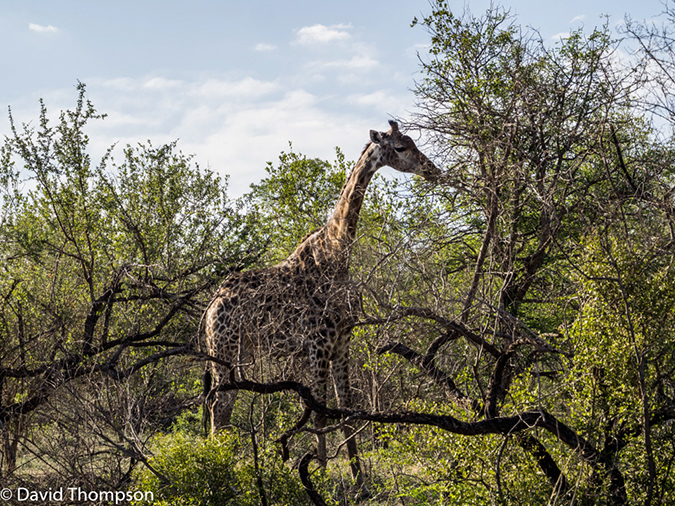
left=204, top=120, right=439, bottom=486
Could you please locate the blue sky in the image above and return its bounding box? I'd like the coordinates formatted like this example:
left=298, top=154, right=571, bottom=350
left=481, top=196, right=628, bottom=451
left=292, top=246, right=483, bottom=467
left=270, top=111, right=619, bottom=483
left=0, top=0, right=665, bottom=195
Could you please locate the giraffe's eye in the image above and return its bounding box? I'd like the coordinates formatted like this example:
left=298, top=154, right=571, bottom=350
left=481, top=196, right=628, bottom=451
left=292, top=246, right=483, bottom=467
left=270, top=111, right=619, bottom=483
left=394, top=146, right=407, bottom=153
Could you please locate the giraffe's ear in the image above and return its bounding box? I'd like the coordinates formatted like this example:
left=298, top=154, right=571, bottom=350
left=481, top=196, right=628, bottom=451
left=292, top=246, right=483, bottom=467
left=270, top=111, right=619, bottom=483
left=370, top=130, right=382, bottom=144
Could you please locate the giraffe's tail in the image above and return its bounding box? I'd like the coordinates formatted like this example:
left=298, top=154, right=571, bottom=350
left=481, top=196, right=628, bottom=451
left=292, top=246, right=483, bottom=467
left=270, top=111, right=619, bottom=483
left=202, top=369, right=213, bottom=437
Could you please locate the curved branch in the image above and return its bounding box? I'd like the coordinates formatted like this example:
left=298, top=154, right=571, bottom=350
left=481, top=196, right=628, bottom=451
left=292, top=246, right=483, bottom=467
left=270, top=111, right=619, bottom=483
left=377, top=338, right=569, bottom=495
left=298, top=452, right=328, bottom=506
left=217, top=377, right=627, bottom=504
left=517, top=433, right=569, bottom=496
left=279, top=407, right=312, bottom=461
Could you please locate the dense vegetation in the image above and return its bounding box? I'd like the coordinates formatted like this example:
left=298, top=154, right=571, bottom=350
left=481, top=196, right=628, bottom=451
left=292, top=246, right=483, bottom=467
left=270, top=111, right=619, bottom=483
left=2, top=2, right=675, bottom=504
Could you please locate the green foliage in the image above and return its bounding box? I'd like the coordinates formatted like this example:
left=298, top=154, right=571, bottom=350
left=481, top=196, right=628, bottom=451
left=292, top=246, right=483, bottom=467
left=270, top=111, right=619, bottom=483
left=564, top=234, right=675, bottom=503
left=411, top=1, right=624, bottom=319
left=133, top=431, right=314, bottom=506
left=244, top=146, right=350, bottom=261
left=358, top=421, right=559, bottom=505
left=134, top=432, right=239, bottom=505
left=0, top=83, right=262, bottom=488
left=0, top=83, right=256, bottom=348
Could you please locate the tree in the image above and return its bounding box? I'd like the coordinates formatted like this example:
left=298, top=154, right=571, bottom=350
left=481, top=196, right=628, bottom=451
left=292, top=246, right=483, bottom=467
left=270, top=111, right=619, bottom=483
left=624, top=0, right=675, bottom=124
left=0, top=83, right=260, bottom=488
left=329, top=3, right=672, bottom=504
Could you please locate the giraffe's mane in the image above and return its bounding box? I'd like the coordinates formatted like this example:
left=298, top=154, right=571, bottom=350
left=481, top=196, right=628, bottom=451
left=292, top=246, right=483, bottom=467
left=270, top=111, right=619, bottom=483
left=299, top=226, right=323, bottom=243
left=331, top=142, right=373, bottom=205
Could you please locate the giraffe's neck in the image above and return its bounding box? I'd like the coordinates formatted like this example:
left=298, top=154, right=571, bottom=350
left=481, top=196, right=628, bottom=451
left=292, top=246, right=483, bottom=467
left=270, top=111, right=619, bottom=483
left=326, top=142, right=379, bottom=245
left=286, top=143, right=380, bottom=272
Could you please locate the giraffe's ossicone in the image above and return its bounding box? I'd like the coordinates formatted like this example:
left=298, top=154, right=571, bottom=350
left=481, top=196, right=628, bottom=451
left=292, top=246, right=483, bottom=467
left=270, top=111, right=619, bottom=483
left=204, top=120, right=440, bottom=487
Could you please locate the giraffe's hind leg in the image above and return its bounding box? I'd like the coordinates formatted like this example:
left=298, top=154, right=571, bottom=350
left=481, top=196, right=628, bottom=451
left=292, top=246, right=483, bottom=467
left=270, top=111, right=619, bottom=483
left=205, top=358, right=239, bottom=434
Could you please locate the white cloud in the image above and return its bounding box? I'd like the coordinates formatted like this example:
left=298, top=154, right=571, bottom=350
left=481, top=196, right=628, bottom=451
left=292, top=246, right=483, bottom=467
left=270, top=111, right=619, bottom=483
left=347, top=90, right=404, bottom=114
left=191, top=77, right=281, bottom=99
left=9, top=75, right=414, bottom=199
left=406, top=43, right=430, bottom=58
left=294, top=24, right=351, bottom=45
left=254, top=43, right=277, bottom=52
left=571, top=15, right=586, bottom=23
left=321, top=55, right=379, bottom=71
left=29, top=23, right=58, bottom=33
left=303, top=54, right=381, bottom=86
left=64, top=75, right=397, bottom=197
left=142, top=77, right=183, bottom=90
left=551, top=32, right=571, bottom=40
left=9, top=18, right=417, bottom=198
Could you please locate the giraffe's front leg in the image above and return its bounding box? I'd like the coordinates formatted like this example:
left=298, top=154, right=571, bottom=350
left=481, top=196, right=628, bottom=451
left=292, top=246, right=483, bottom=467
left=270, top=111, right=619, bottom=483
left=204, top=328, right=241, bottom=435
left=331, top=338, right=367, bottom=492
left=308, top=341, right=330, bottom=466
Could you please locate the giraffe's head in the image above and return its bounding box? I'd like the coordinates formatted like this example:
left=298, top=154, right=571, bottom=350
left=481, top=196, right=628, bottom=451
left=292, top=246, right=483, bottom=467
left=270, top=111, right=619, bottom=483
left=369, top=120, right=441, bottom=181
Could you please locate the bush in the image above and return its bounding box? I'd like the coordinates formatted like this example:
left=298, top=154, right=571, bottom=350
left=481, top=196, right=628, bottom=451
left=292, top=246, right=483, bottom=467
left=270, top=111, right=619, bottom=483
left=133, top=430, right=315, bottom=506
